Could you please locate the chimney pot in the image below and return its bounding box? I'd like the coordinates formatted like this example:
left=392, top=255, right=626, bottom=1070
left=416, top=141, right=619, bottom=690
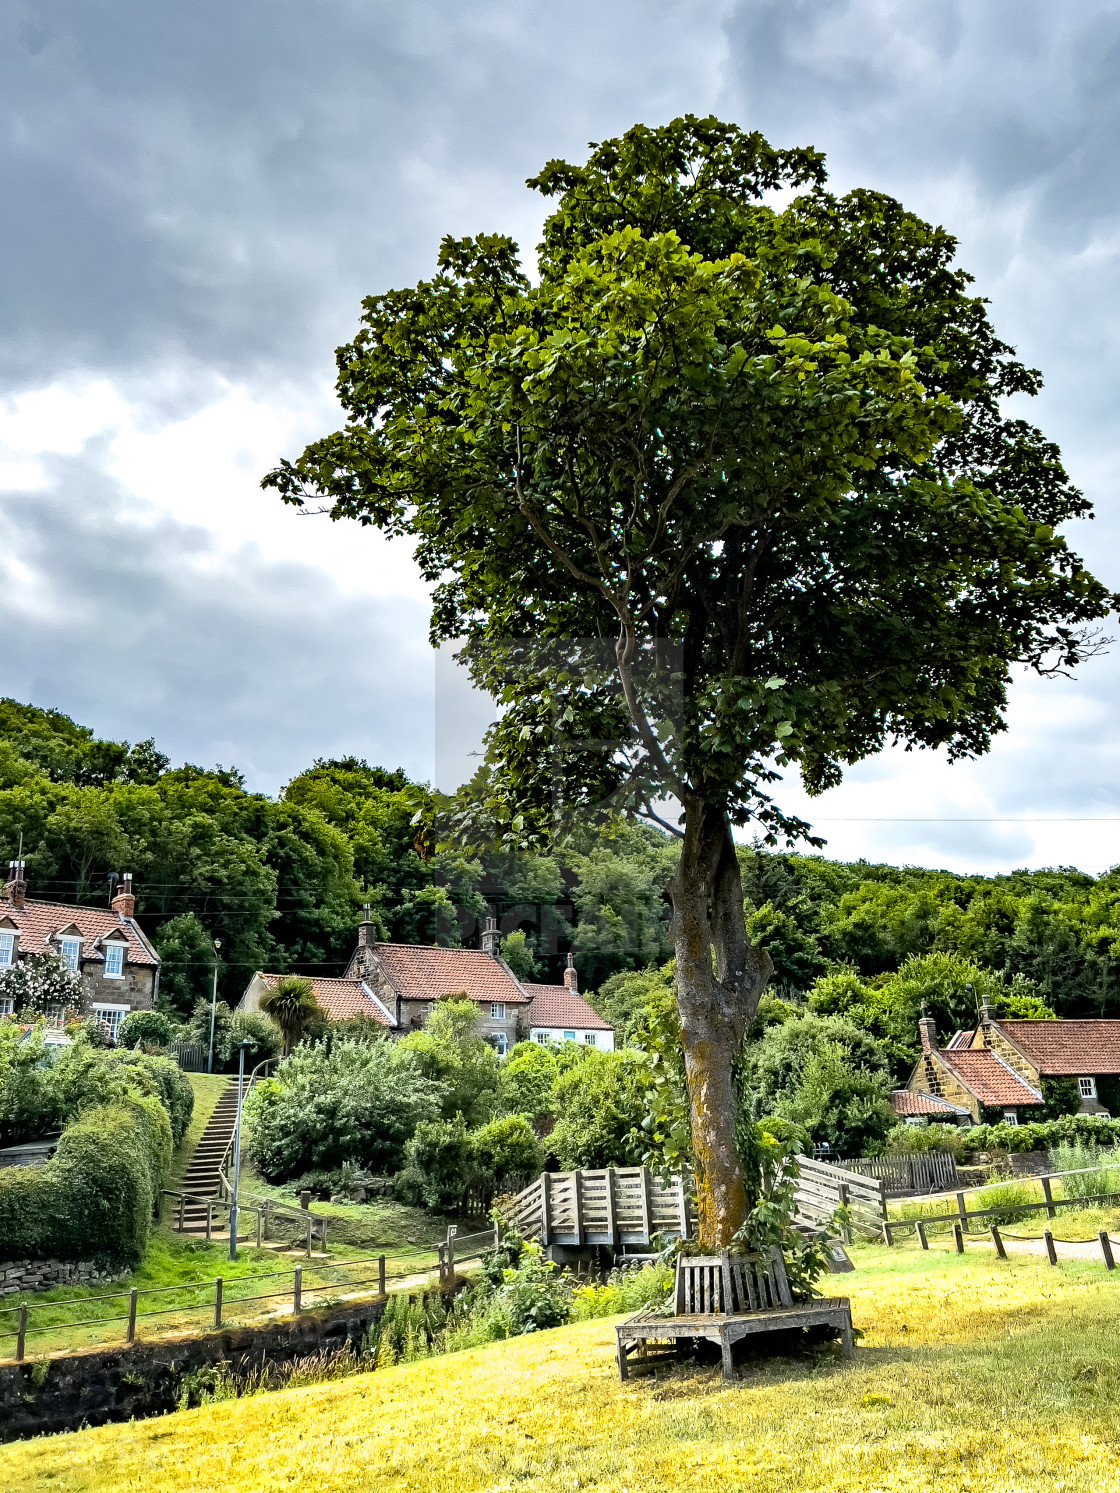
left=4, top=859, right=27, bottom=910
left=918, top=1013, right=938, bottom=1055
left=563, top=953, right=578, bottom=993
left=111, top=872, right=136, bottom=918
left=359, top=904, right=376, bottom=947
left=481, top=915, right=500, bottom=959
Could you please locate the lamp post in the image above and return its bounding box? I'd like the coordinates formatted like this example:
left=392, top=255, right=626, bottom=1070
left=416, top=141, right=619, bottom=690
left=228, top=1038, right=252, bottom=1261
left=207, top=938, right=222, bottom=1074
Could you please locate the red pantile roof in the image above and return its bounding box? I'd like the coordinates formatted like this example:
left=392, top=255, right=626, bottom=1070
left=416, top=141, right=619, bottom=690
left=0, top=896, right=157, bottom=966
left=257, top=973, right=393, bottom=1026
left=936, top=1048, right=1042, bottom=1108
left=523, top=984, right=613, bottom=1032
left=892, top=1090, right=968, bottom=1118
left=372, top=945, right=529, bottom=1006
left=997, top=1020, right=1120, bottom=1076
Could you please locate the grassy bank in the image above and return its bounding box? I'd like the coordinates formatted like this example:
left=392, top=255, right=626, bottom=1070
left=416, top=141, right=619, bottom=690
left=7, top=1245, right=1120, bottom=1491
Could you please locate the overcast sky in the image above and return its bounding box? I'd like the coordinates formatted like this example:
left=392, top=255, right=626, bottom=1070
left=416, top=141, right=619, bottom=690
left=2, top=0, right=1120, bottom=874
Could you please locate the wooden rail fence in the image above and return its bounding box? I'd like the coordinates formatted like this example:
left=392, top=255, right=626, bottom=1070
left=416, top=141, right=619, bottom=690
left=842, top=1151, right=958, bottom=1195
left=793, top=1155, right=889, bottom=1242
left=500, top=1167, right=694, bottom=1248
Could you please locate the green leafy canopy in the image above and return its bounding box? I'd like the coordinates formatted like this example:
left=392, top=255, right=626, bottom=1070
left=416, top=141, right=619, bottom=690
left=265, top=115, right=1114, bottom=848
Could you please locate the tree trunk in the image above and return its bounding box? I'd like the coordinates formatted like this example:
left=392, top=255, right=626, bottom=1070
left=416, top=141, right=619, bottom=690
left=669, top=799, right=772, bottom=1249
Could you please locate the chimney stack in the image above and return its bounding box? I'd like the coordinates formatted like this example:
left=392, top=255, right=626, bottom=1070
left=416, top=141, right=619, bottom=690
left=918, top=1010, right=938, bottom=1055
left=358, top=903, right=376, bottom=947
left=481, top=915, right=500, bottom=958
left=4, top=859, right=26, bottom=910
left=111, top=872, right=135, bottom=918
left=563, top=952, right=578, bottom=993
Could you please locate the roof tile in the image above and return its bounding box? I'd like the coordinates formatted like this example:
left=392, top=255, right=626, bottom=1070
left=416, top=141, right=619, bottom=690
left=257, top=973, right=392, bottom=1025
left=937, top=1048, right=1042, bottom=1107
left=892, top=1089, right=968, bottom=1117
left=997, top=1020, right=1120, bottom=1076
left=372, top=945, right=529, bottom=1006
left=0, top=896, right=157, bottom=967
left=523, top=984, right=613, bottom=1032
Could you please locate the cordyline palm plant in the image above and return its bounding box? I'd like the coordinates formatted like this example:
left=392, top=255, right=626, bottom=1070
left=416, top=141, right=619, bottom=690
left=260, top=976, right=319, bottom=1054
left=264, top=116, right=1116, bottom=1249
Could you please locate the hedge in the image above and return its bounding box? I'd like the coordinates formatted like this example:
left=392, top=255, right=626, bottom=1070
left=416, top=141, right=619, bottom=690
left=100, top=1051, right=194, bottom=1146
left=0, top=1093, right=172, bottom=1267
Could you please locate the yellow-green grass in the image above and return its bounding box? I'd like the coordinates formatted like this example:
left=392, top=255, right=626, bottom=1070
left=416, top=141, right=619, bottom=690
left=8, top=1247, right=1120, bottom=1492
left=166, top=1073, right=232, bottom=1187
left=889, top=1176, right=1120, bottom=1241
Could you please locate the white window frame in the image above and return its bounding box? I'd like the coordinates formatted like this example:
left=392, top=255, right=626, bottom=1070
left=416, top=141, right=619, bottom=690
left=534, top=1030, right=550, bottom=1044
left=58, top=937, right=82, bottom=972
left=1002, top=1109, right=1019, bottom=1126
left=1079, top=1076, right=1097, bottom=1100
left=92, top=1003, right=129, bottom=1042
left=583, top=1032, right=596, bottom=1046
left=563, top=1030, right=576, bottom=1043
left=45, top=1007, right=65, bottom=1028
left=490, top=1002, right=506, bottom=1021
left=0, top=996, right=12, bottom=1017
left=103, top=942, right=126, bottom=978
left=493, top=1031, right=508, bottom=1056
left=0, top=932, right=14, bottom=969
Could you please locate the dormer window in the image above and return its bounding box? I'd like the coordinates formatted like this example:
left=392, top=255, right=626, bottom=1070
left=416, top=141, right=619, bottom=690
left=104, top=943, right=125, bottom=978
left=59, top=937, right=81, bottom=972
left=0, top=932, right=13, bottom=969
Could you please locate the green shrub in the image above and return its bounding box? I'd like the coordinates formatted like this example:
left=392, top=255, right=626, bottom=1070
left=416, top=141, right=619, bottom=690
left=499, top=1243, right=573, bottom=1333
left=976, top=1179, right=1037, bottom=1225
left=549, top=1050, right=651, bottom=1169
left=399, top=1119, right=480, bottom=1211
left=119, top=1010, right=174, bottom=1049
left=1051, top=1142, right=1118, bottom=1204
left=101, top=1051, right=195, bottom=1147
left=884, top=1123, right=974, bottom=1160
left=471, top=1115, right=544, bottom=1186
left=0, top=1094, right=172, bottom=1266
left=571, top=1262, right=672, bottom=1319
left=227, top=1011, right=283, bottom=1069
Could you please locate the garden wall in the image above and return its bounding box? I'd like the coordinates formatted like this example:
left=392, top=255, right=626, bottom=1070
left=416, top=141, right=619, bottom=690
left=1, top=1258, right=127, bottom=1297
left=0, top=1297, right=393, bottom=1442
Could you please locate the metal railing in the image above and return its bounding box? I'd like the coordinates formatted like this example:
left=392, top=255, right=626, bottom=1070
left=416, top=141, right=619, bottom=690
left=160, top=1189, right=328, bottom=1258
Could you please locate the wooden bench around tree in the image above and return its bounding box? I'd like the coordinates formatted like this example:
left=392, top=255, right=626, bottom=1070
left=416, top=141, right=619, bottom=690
left=615, top=1248, right=854, bottom=1382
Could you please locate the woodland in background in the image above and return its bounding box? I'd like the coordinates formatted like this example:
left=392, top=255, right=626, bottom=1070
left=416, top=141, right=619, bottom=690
left=2, top=697, right=1120, bottom=1040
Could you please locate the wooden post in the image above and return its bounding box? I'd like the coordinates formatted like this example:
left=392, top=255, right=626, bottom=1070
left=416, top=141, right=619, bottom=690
left=214, top=1277, right=223, bottom=1328
left=882, top=1218, right=893, bottom=1247
left=293, top=1266, right=302, bottom=1314
left=126, top=1288, right=138, bottom=1345
left=255, top=1208, right=262, bottom=1251
left=571, top=1174, right=584, bottom=1246
left=1041, top=1176, right=1056, bottom=1220
left=1099, top=1231, right=1115, bottom=1271
left=15, top=1305, right=27, bottom=1363
left=1043, top=1229, right=1057, bottom=1266
left=990, top=1224, right=1007, bottom=1260
left=955, top=1192, right=969, bottom=1234
left=178, top=1193, right=185, bottom=1233
left=638, top=1167, right=652, bottom=1245
left=437, top=1243, right=446, bottom=1287
left=838, top=1183, right=851, bottom=1245
left=602, top=1166, right=617, bottom=1247
left=915, top=1220, right=929, bottom=1251
left=205, top=1198, right=213, bottom=1243
left=305, top=1215, right=313, bottom=1260
left=447, top=1226, right=457, bottom=1283
left=378, top=1255, right=386, bottom=1296
left=541, top=1172, right=552, bottom=1247
left=953, top=1222, right=964, bottom=1254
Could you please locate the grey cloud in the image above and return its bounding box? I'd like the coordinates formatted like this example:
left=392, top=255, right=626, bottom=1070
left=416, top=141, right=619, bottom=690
left=0, top=455, right=434, bottom=789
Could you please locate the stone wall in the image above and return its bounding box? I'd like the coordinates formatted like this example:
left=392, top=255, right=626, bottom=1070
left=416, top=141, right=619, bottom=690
left=1, top=1259, right=127, bottom=1297
left=0, top=1296, right=395, bottom=1442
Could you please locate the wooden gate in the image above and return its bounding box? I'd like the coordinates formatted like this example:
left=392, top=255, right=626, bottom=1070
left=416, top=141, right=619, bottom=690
left=793, top=1155, right=888, bottom=1240
left=841, top=1151, right=958, bottom=1195
left=499, top=1167, right=693, bottom=1247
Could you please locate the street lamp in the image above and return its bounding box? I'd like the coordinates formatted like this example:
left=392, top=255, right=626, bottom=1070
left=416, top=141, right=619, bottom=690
left=228, top=1038, right=253, bottom=1262
left=207, top=938, right=222, bottom=1074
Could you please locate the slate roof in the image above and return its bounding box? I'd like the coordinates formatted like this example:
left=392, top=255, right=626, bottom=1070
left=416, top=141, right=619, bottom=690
left=997, top=1020, right=1120, bottom=1076
left=372, top=945, right=530, bottom=1006
left=936, top=1048, right=1042, bottom=1107
left=0, top=896, right=158, bottom=967
left=892, top=1089, right=969, bottom=1118
left=523, top=984, right=613, bottom=1032
left=256, top=972, right=393, bottom=1026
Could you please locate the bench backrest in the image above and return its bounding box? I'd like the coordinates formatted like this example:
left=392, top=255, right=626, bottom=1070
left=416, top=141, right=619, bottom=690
left=673, top=1247, right=794, bottom=1316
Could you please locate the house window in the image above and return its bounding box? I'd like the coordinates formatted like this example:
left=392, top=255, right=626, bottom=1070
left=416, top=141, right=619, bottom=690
left=92, top=1004, right=128, bottom=1042
left=0, top=932, right=13, bottom=968
left=44, top=1007, right=65, bottom=1028
left=490, top=1002, right=506, bottom=1021
left=1002, top=1109, right=1018, bottom=1126
left=583, top=1033, right=596, bottom=1046
left=59, top=937, right=81, bottom=972
left=103, top=943, right=125, bottom=978
left=0, top=997, right=12, bottom=1017
left=563, top=1030, right=576, bottom=1043
left=493, top=1032, right=508, bottom=1056
left=534, top=1030, right=550, bottom=1044
left=1079, top=1077, right=1097, bottom=1100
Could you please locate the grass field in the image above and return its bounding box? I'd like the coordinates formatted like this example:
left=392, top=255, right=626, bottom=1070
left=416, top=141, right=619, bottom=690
left=6, top=1243, right=1120, bottom=1492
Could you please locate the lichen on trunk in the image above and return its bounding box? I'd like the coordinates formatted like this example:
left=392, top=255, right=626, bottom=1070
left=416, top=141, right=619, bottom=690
left=670, top=798, right=772, bottom=1249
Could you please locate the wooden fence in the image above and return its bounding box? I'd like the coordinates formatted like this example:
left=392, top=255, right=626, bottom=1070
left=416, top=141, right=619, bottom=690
left=793, top=1155, right=889, bottom=1241
left=842, top=1151, right=959, bottom=1196
left=170, top=1042, right=208, bottom=1072
left=500, top=1167, right=693, bottom=1248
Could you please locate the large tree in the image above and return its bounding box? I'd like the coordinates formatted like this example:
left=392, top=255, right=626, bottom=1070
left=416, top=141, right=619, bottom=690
left=265, top=117, right=1115, bottom=1246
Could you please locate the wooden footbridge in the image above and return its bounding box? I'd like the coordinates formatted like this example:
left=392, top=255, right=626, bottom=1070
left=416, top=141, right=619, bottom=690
left=500, top=1167, right=694, bottom=1248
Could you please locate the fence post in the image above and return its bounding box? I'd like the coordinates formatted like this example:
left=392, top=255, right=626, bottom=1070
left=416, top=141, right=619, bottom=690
left=206, top=1198, right=213, bottom=1243
left=1043, top=1229, right=1057, bottom=1266
left=838, top=1183, right=851, bottom=1245
left=990, top=1224, right=1008, bottom=1261
left=447, top=1226, right=457, bottom=1283
left=915, top=1220, right=929, bottom=1251
left=126, top=1288, right=138, bottom=1345
left=1099, top=1231, right=1115, bottom=1271
left=639, top=1167, right=653, bottom=1242
left=305, top=1215, right=313, bottom=1260
left=293, top=1266, right=302, bottom=1314
left=15, top=1305, right=27, bottom=1363
left=541, top=1172, right=552, bottom=1247
left=437, top=1243, right=446, bottom=1287
left=955, top=1192, right=969, bottom=1234
left=214, top=1277, right=223, bottom=1328
left=255, top=1208, right=262, bottom=1251
left=953, top=1223, right=964, bottom=1254
left=379, top=1255, right=386, bottom=1296
left=1041, top=1176, right=1056, bottom=1220
left=178, top=1193, right=185, bottom=1234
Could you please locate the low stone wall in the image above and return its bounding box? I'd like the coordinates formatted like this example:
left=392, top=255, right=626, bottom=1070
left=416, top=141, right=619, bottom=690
left=0, top=1296, right=394, bottom=1442
left=1, top=1259, right=127, bottom=1297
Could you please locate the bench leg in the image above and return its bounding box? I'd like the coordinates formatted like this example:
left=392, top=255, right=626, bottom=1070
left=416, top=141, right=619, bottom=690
left=720, top=1330, right=735, bottom=1382
left=616, top=1335, right=630, bottom=1382
left=839, top=1317, right=854, bottom=1360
